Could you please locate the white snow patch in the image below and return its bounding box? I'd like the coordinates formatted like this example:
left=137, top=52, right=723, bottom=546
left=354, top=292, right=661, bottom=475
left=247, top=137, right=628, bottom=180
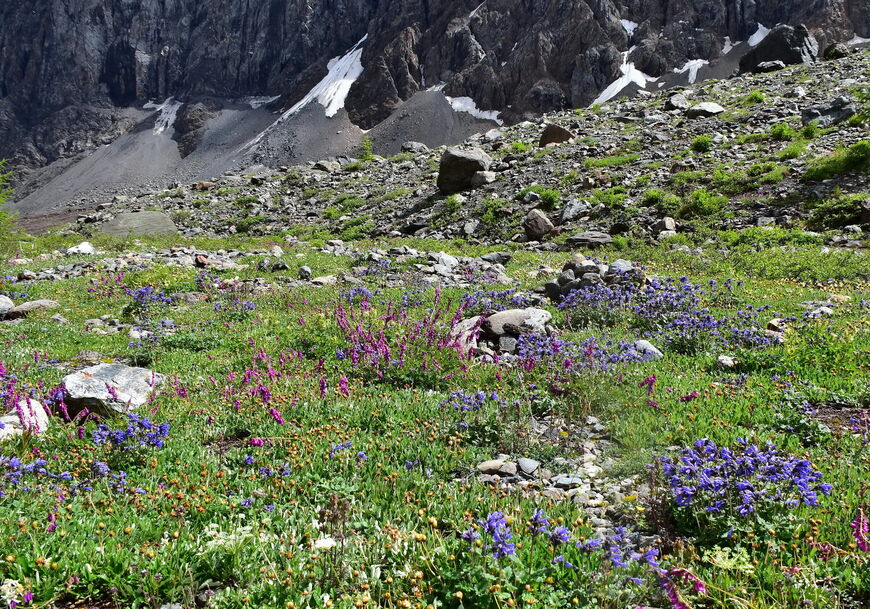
left=674, top=59, right=709, bottom=84
left=244, top=96, right=280, bottom=109
left=590, top=51, right=658, bottom=106
left=428, top=82, right=448, bottom=92
left=620, top=20, right=638, bottom=35
left=469, top=1, right=485, bottom=19
left=722, top=36, right=734, bottom=55
left=848, top=34, right=870, bottom=46
left=286, top=35, right=367, bottom=118
left=445, top=95, right=503, bottom=125
left=241, top=36, right=367, bottom=152
left=143, top=97, right=183, bottom=136
left=748, top=23, right=770, bottom=47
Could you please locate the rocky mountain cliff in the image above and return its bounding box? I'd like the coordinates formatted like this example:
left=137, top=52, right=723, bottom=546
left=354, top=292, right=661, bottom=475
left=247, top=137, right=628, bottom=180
left=1, top=0, right=867, bottom=219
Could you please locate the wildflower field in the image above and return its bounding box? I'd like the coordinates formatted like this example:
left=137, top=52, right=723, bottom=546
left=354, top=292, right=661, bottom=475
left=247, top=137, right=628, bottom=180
left=1, top=230, right=869, bottom=609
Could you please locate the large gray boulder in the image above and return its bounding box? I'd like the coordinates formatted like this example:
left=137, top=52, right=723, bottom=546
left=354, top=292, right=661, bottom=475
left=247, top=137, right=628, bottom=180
left=62, top=364, right=165, bottom=417
left=484, top=308, right=552, bottom=337
left=739, top=24, right=818, bottom=73
left=437, top=148, right=492, bottom=194
left=101, top=212, right=178, bottom=237
left=801, top=96, right=857, bottom=127
left=0, top=398, right=49, bottom=441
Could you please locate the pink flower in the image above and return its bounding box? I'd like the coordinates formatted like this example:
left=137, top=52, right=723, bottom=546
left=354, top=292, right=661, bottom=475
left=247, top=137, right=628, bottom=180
left=853, top=508, right=869, bottom=552
left=249, top=438, right=264, bottom=447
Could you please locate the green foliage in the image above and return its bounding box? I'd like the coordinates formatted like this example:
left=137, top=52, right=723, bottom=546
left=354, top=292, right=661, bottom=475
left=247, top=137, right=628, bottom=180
left=712, top=162, right=788, bottom=194
left=743, top=90, right=766, bottom=104
left=232, top=215, right=266, bottom=233
left=690, top=135, right=714, bottom=153
left=359, top=135, right=374, bottom=163
left=443, top=194, right=462, bottom=216
left=590, top=186, right=628, bottom=208
left=516, top=185, right=561, bottom=210
left=322, top=207, right=341, bottom=220
left=642, top=188, right=681, bottom=216
left=803, top=140, right=870, bottom=181
left=480, top=198, right=509, bottom=227
left=0, top=160, right=21, bottom=255
left=770, top=123, right=798, bottom=141
left=777, top=140, right=808, bottom=160
left=338, top=215, right=375, bottom=240
left=584, top=153, right=640, bottom=168
left=801, top=121, right=821, bottom=139
left=510, top=141, right=531, bottom=154
left=807, top=191, right=869, bottom=229
left=720, top=227, right=824, bottom=248
left=235, top=196, right=259, bottom=207
left=678, top=188, right=728, bottom=218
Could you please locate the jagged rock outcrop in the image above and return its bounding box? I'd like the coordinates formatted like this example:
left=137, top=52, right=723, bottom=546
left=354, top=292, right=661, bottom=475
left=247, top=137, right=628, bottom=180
left=0, top=0, right=866, bottom=212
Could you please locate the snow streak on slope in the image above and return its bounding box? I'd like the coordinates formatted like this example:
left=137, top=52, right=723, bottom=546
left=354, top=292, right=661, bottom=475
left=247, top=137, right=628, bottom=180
left=849, top=34, right=870, bottom=45
left=286, top=35, right=367, bottom=118
left=722, top=36, right=735, bottom=55
left=674, top=59, right=709, bottom=84
left=444, top=96, right=502, bottom=124
left=143, top=98, right=183, bottom=135
left=591, top=49, right=658, bottom=106
left=242, top=36, right=367, bottom=151
left=748, top=23, right=771, bottom=46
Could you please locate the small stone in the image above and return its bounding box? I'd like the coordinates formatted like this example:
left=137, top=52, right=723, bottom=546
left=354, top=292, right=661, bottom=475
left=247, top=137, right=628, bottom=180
left=631, top=340, right=664, bottom=360
left=67, top=241, right=97, bottom=255
left=768, top=318, right=788, bottom=333
left=685, top=102, right=725, bottom=118
left=299, top=265, right=312, bottom=280
left=62, top=364, right=165, bottom=418
left=538, top=123, right=575, bottom=147
left=551, top=474, right=584, bottom=489
left=522, top=209, right=554, bottom=240
left=477, top=459, right=506, bottom=475
left=517, top=458, right=540, bottom=475
left=0, top=296, right=13, bottom=318
left=311, top=275, right=337, bottom=286
left=498, top=461, right=518, bottom=476
left=717, top=355, right=738, bottom=369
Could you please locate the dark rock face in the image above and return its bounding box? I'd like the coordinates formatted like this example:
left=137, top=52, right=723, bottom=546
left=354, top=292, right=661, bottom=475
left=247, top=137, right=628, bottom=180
left=0, top=0, right=864, bottom=199
left=738, top=25, right=819, bottom=73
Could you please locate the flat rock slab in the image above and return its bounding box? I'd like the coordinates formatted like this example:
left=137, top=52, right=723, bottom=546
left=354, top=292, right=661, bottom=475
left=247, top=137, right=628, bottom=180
left=101, top=212, right=178, bottom=237
left=63, top=363, right=165, bottom=417
left=5, top=300, right=59, bottom=319
left=566, top=231, right=613, bottom=247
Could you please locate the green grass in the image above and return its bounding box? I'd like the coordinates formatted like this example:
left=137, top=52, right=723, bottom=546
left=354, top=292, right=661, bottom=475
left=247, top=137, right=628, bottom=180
left=690, top=135, right=714, bottom=153
left=2, top=228, right=870, bottom=608
left=516, top=185, right=561, bottom=211
left=584, top=153, right=640, bottom=168
left=803, top=140, right=870, bottom=181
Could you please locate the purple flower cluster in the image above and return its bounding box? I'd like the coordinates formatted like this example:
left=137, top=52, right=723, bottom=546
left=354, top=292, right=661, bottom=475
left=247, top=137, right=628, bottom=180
left=92, top=413, right=170, bottom=450
left=660, top=439, right=831, bottom=534
left=460, top=289, right=532, bottom=315
left=515, top=333, right=657, bottom=373
left=853, top=509, right=869, bottom=552
left=440, top=390, right=505, bottom=412
left=474, top=511, right=515, bottom=559
left=0, top=456, right=71, bottom=497
left=559, top=274, right=771, bottom=354
left=124, top=286, right=173, bottom=315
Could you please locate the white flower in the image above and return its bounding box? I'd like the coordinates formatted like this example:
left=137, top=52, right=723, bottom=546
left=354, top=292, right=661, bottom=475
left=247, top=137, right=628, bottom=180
left=314, top=536, right=337, bottom=550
